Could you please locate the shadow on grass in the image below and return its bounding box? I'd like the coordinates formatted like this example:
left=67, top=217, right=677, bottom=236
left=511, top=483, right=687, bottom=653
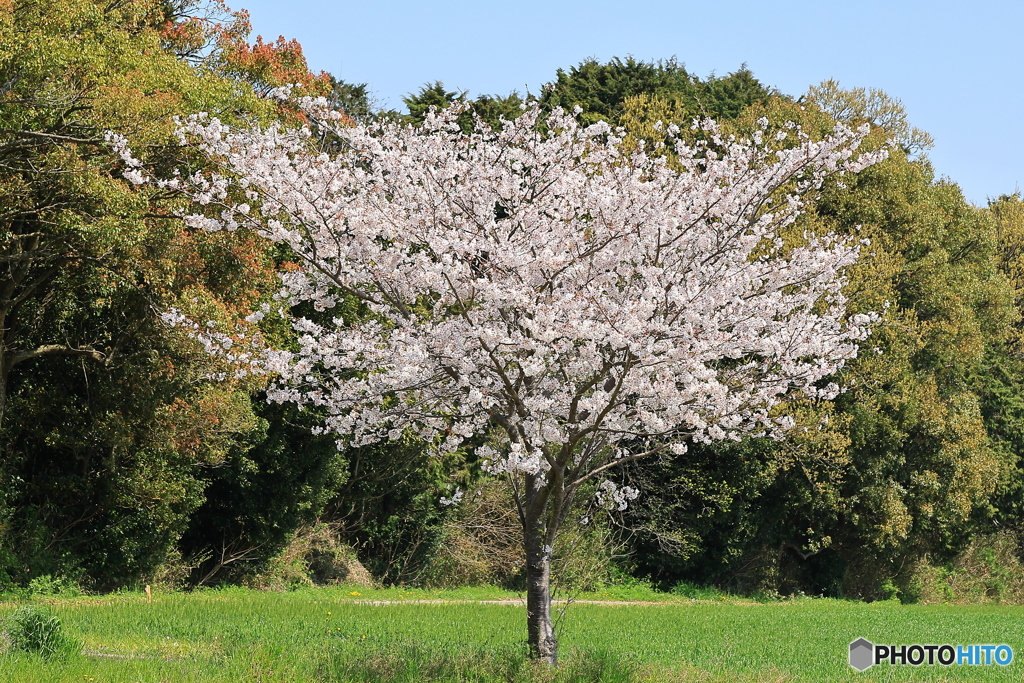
left=322, top=641, right=645, bottom=683
left=322, top=642, right=806, bottom=683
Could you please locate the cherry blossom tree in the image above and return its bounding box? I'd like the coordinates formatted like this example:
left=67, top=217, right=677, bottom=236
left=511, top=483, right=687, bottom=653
left=113, top=97, right=884, bottom=664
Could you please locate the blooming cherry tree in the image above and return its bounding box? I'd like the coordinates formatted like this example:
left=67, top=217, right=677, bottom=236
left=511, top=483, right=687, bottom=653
left=116, top=97, right=884, bottom=663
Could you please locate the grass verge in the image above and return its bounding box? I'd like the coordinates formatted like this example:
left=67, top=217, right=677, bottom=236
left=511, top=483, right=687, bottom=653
left=1, top=585, right=1022, bottom=681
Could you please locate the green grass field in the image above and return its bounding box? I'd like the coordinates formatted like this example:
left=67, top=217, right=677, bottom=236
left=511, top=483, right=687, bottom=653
left=2, top=586, right=1022, bottom=682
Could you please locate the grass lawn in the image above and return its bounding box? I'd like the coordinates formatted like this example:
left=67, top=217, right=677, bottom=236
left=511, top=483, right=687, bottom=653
left=1, top=585, right=1022, bottom=682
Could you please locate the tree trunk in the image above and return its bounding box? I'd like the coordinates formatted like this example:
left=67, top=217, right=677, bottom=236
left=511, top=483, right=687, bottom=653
left=0, top=364, right=7, bottom=427
left=524, top=515, right=557, bottom=665
left=0, top=340, right=9, bottom=428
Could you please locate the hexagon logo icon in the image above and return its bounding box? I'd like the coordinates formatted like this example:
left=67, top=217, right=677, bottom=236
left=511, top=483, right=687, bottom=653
left=849, top=638, right=874, bottom=671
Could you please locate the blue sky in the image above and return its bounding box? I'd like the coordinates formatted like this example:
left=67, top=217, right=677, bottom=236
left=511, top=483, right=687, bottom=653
left=235, top=0, right=1021, bottom=205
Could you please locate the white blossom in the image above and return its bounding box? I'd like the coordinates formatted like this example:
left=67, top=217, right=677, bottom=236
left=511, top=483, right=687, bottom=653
left=596, top=480, right=640, bottom=511
left=439, top=488, right=464, bottom=507
left=125, top=101, right=888, bottom=652
left=133, top=99, right=883, bottom=504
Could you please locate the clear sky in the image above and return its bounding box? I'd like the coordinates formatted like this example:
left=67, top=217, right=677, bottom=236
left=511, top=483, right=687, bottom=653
left=234, top=0, right=1021, bottom=206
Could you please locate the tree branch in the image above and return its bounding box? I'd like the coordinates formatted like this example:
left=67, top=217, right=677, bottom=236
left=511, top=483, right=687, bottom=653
left=7, top=344, right=105, bottom=370
left=0, top=129, right=104, bottom=145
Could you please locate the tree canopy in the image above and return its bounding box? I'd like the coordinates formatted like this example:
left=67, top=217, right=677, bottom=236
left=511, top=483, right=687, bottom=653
left=0, top=0, right=335, bottom=588
left=2, top=13, right=1023, bottom=618
left=126, top=92, right=887, bottom=660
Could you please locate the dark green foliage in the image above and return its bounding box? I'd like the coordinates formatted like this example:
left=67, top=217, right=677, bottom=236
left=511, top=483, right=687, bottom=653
left=539, top=57, right=771, bottom=125
left=326, top=437, right=472, bottom=585
left=0, top=320, right=246, bottom=589
left=330, top=77, right=373, bottom=122
left=178, top=399, right=347, bottom=585
left=540, top=57, right=698, bottom=125
left=0, top=0, right=282, bottom=591
left=402, top=81, right=524, bottom=132
left=469, top=92, right=526, bottom=129
left=621, top=436, right=848, bottom=597
left=403, top=81, right=467, bottom=122
left=972, top=196, right=1024, bottom=534
left=701, top=66, right=774, bottom=120
left=621, top=440, right=775, bottom=590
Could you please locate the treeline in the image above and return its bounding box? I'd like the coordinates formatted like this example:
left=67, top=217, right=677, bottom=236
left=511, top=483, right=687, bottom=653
left=2, top=0, right=1023, bottom=602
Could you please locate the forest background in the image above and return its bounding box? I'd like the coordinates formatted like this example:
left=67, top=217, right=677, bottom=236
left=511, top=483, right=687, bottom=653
left=4, top=0, right=1024, bottom=604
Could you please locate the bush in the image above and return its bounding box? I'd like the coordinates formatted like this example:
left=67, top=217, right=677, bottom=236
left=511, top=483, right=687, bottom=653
left=26, top=574, right=81, bottom=598
left=145, top=548, right=197, bottom=592
left=904, top=531, right=1024, bottom=604
left=552, top=517, right=623, bottom=593
left=419, top=482, right=524, bottom=589
left=417, top=481, right=621, bottom=592
left=245, top=523, right=374, bottom=591
left=1, top=606, right=79, bottom=660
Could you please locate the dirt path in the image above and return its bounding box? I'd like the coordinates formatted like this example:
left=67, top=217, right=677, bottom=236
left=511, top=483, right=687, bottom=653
left=347, top=598, right=758, bottom=606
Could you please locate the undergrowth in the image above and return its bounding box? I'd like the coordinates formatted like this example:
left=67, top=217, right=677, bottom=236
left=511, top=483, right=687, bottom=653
left=0, top=605, right=80, bottom=660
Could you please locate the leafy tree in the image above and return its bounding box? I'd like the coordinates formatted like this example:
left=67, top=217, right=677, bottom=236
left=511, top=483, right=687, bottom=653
left=0, top=0, right=334, bottom=588
left=540, top=57, right=698, bottom=126
left=970, top=194, right=1024, bottom=536
left=211, top=9, right=332, bottom=98
left=403, top=81, right=467, bottom=121
left=620, top=97, right=1016, bottom=599
left=329, top=77, right=374, bottom=123
left=403, top=81, right=524, bottom=131
left=702, top=66, right=774, bottom=120
left=468, top=92, right=527, bottom=129
left=539, top=57, right=771, bottom=127
left=805, top=80, right=934, bottom=158
left=811, top=128, right=1012, bottom=584
left=0, top=0, right=288, bottom=422
left=325, top=436, right=474, bottom=585
left=991, top=193, right=1024, bottom=343
left=177, top=399, right=345, bottom=585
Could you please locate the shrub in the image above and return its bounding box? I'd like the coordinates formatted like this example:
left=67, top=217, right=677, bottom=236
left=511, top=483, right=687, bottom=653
left=417, top=481, right=622, bottom=591
left=419, top=482, right=524, bottom=589
left=26, top=574, right=81, bottom=598
left=552, top=517, right=623, bottom=593
left=905, top=531, right=1024, bottom=604
left=245, top=523, right=374, bottom=591
left=146, top=548, right=197, bottom=591
left=1, top=606, right=79, bottom=659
